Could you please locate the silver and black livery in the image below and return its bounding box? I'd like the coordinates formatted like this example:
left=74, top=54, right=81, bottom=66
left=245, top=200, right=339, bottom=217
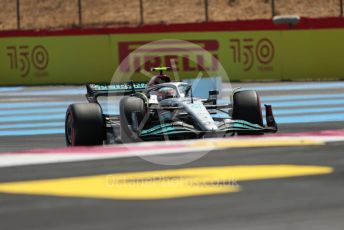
left=65, top=67, right=277, bottom=146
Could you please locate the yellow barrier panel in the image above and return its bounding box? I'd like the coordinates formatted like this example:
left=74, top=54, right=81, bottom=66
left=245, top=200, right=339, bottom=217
left=0, top=35, right=113, bottom=85
left=1, top=28, right=344, bottom=85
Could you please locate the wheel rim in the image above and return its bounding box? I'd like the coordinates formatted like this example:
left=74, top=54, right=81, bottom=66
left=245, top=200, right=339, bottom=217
left=66, top=113, right=74, bottom=146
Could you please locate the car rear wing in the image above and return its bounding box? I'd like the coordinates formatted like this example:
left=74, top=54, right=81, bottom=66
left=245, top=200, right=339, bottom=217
left=86, top=82, right=147, bottom=102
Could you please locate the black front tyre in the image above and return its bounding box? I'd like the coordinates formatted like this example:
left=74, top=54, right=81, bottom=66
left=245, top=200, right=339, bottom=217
left=232, top=90, right=263, bottom=126
left=119, top=96, right=146, bottom=143
left=65, top=103, right=105, bottom=146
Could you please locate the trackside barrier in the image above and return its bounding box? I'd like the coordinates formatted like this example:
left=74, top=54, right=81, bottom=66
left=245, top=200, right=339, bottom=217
left=1, top=17, right=344, bottom=85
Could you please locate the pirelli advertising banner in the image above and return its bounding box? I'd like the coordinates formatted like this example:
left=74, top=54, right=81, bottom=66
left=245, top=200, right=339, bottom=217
left=1, top=19, right=344, bottom=85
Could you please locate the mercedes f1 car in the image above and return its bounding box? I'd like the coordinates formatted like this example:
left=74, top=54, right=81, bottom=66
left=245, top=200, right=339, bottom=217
left=65, top=67, right=277, bottom=146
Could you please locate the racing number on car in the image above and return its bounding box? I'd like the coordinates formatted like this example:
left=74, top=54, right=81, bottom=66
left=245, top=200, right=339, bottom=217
left=6, top=45, right=49, bottom=77
left=230, top=38, right=274, bottom=72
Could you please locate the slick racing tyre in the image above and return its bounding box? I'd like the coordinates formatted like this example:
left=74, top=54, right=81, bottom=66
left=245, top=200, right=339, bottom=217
left=119, top=96, right=146, bottom=143
left=65, top=103, right=105, bottom=146
left=232, top=90, right=264, bottom=129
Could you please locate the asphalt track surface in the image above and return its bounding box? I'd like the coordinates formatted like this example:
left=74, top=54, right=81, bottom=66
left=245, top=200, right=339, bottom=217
left=0, top=83, right=344, bottom=230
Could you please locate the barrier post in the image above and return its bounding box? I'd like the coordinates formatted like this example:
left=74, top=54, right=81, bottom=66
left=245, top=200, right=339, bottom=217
left=16, top=0, right=20, bottom=29
left=139, top=0, right=144, bottom=25
left=205, top=0, right=209, bottom=21
left=271, top=0, right=276, bottom=17
left=78, top=0, right=82, bottom=26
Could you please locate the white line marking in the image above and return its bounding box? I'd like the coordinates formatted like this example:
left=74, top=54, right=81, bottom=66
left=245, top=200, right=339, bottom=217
left=0, top=134, right=343, bottom=168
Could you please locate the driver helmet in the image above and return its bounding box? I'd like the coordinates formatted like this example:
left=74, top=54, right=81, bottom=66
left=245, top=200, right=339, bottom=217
left=157, top=87, right=177, bottom=101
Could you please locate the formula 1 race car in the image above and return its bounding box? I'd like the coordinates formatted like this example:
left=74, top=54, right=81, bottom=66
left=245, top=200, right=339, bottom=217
left=65, top=67, right=278, bottom=146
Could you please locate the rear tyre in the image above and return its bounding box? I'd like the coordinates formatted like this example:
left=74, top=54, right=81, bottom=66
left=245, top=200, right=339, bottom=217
left=65, top=103, right=105, bottom=146
left=119, top=96, right=146, bottom=143
left=232, top=90, right=263, bottom=126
